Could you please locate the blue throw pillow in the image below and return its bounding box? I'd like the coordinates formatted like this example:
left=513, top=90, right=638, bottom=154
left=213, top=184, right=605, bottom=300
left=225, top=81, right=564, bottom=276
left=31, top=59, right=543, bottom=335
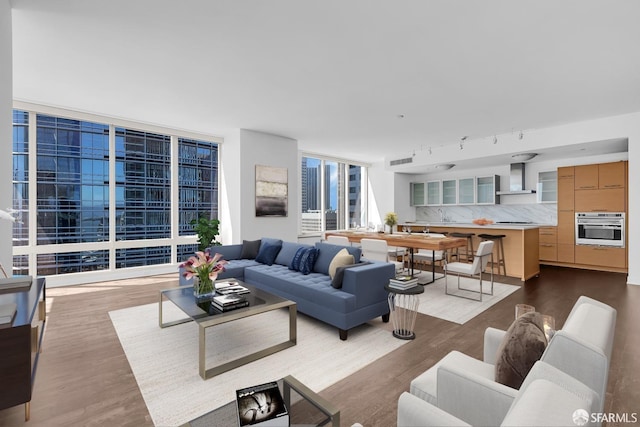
left=298, top=248, right=319, bottom=275
left=289, top=247, right=319, bottom=275
left=255, top=241, right=282, bottom=265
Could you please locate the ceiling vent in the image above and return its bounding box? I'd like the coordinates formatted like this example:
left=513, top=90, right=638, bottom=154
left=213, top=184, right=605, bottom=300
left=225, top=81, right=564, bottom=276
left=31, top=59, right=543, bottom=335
left=390, top=157, right=413, bottom=166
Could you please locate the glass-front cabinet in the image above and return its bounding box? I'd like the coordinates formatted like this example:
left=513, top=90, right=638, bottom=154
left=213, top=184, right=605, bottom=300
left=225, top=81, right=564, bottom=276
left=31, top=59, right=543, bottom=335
left=410, top=182, right=426, bottom=206
left=537, top=171, right=558, bottom=203
left=476, top=175, right=500, bottom=204
left=458, top=178, right=475, bottom=204
left=442, top=179, right=457, bottom=205
left=426, top=180, right=441, bottom=205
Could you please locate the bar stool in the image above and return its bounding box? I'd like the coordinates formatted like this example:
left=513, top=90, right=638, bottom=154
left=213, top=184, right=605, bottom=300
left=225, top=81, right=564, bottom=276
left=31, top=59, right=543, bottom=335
left=477, top=233, right=506, bottom=276
left=449, top=232, right=475, bottom=262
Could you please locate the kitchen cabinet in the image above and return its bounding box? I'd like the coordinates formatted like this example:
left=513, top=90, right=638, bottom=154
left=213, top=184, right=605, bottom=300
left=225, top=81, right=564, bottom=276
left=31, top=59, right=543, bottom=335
left=574, top=161, right=625, bottom=190
left=410, top=182, right=425, bottom=206
left=476, top=175, right=500, bottom=204
left=537, top=171, right=557, bottom=203
left=458, top=178, right=475, bottom=204
left=575, top=245, right=626, bottom=269
left=539, top=226, right=557, bottom=262
left=557, top=167, right=575, bottom=211
left=574, top=164, right=599, bottom=189
left=426, top=181, right=441, bottom=205
left=575, top=188, right=625, bottom=212
left=442, top=179, right=457, bottom=205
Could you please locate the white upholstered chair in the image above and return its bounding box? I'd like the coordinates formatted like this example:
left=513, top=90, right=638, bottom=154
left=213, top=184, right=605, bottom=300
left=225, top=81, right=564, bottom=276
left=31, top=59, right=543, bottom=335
left=326, top=235, right=351, bottom=246
left=444, top=240, right=494, bottom=301
left=412, top=233, right=447, bottom=271
left=360, top=238, right=404, bottom=274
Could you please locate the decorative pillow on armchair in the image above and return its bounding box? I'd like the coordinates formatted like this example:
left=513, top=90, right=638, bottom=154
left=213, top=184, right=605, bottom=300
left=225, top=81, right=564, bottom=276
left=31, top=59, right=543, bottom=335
left=495, top=312, right=548, bottom=389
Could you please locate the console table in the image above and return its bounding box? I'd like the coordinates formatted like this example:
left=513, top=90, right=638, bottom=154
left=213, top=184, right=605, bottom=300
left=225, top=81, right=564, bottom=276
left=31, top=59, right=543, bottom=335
left=0, top=277, right=46, bottom=421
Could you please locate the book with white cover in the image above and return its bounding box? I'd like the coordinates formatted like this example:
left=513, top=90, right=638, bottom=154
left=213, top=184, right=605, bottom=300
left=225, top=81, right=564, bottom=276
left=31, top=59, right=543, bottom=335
left=213, top=293, right=247, bottom=307
left=215, top=281, right=250, bottom=295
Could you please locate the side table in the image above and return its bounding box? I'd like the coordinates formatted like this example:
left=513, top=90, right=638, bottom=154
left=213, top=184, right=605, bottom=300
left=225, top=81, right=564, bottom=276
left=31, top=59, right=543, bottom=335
left=384, top=283, right=424, bottom=340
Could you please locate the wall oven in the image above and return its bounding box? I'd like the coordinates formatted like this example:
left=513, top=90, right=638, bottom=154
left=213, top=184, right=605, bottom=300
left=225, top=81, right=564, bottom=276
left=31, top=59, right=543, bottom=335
left=575, top=212, right=625, bottom=247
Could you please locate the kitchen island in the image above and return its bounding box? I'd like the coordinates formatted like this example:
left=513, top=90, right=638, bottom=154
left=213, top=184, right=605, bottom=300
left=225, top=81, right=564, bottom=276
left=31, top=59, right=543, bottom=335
left=399, top=222, right=540, bottom=281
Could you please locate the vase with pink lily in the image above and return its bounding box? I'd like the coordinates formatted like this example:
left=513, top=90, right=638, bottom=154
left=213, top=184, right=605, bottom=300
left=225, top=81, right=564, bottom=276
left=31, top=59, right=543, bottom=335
left=180, top=251, right=228, bottom=301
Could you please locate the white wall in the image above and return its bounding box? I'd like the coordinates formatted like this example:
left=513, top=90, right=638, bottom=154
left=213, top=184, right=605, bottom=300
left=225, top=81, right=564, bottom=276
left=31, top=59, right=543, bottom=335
left=219, top=129, right=241, bottom=245
left=0, top=0, right=12, bottom=274
left=367, top=161, right=395, bottom=229
left=238, top=129, right=298, bottom=243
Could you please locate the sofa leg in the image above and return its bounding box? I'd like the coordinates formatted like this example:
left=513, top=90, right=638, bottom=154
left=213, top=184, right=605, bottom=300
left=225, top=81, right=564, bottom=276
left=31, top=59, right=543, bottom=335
left=382, top=313, right=390, bottom=323
left=339, top=329, right=348, bottom=340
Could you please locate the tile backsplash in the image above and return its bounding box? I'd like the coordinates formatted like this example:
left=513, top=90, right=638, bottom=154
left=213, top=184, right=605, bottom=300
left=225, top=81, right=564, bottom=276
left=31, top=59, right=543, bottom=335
left=415, top=203, right=558, bottom=225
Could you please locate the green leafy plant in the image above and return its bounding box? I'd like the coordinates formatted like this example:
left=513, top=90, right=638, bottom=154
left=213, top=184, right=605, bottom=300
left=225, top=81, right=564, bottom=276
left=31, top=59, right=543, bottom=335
left=190, top=217, right=221, bottom=252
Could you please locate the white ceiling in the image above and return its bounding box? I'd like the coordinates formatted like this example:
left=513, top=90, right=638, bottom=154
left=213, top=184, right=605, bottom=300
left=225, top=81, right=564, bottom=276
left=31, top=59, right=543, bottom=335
left=10, top=0, right=640, bottom=166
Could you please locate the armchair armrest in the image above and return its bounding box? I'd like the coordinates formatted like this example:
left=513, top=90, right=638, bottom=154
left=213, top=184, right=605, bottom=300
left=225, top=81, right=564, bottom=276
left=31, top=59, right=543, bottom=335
left=437, top=362, right=517, bottom=426
left=397, top=392, right=470, bottom=427
left=483, top=327, right=507, bottom=364
left=341, top=261, right=395, bottom=307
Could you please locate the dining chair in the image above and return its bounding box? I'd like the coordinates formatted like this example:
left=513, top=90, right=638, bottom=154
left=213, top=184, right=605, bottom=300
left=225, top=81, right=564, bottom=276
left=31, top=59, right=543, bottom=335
left=360, top=238, right=404, bottom=274
left=326, top=235, right=351, bottom=246
left=412, top=233, right=447, bottom=271
left=444, top=240, right=494, bottom=301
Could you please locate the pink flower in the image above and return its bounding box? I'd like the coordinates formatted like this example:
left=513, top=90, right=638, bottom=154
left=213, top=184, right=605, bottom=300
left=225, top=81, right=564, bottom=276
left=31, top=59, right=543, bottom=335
left=180, top=250, right=228, bottom=281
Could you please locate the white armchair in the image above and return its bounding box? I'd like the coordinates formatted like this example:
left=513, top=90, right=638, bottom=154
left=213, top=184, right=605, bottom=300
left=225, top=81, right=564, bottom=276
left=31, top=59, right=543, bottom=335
left=398, top=361, right=600, bottom=427
left=407, top=295, right=616, bottom=424
left=326, top=235, right=351, bottom=246
left=360, top=238, right=404, bottom=274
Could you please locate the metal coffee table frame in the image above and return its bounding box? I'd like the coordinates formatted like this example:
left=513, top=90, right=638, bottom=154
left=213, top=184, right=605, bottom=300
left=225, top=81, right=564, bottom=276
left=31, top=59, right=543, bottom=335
left=159, top=281, right=297, bottom=380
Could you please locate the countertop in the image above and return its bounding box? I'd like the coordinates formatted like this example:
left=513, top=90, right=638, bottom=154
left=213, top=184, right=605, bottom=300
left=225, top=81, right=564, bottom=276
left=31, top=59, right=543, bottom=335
left=399, top=222, right=545, bottom=230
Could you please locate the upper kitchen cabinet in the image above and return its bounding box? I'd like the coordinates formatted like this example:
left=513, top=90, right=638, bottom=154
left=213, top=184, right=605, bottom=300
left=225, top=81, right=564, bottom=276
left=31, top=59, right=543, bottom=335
left=458, top=178, right=475, bottom=204
left=426, top=180, right=442, bottom=205
left=537, top=171, right=557, bottom=203
left=476, top=175, right=500, bottom=204
left=410, top=182, right=426, bottom=206
left=442, top=179, right=457, bottom=205
left=574, top=161, right=625, bottom=190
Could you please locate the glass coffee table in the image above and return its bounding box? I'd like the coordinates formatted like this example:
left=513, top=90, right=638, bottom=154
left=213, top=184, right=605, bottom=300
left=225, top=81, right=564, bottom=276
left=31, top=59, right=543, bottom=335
left=182, top=375, right=340, bottom=427
left=159, top=280, right=297, bottom=380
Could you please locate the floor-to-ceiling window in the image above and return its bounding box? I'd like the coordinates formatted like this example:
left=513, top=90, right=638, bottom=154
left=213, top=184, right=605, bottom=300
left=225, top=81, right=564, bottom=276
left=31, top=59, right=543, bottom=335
left=11, top=107, right=221, bottom=282
left=300, top=155, right=367, bottom=235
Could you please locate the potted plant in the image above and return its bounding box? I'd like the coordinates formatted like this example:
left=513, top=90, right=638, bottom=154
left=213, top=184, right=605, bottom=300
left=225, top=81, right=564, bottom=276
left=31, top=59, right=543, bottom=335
left=190, top=216, right=221, bottom=252
left=384, top=212, right=398, bottom=234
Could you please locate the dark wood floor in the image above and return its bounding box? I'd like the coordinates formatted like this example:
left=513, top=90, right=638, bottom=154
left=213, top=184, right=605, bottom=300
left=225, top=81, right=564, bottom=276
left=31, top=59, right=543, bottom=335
left=0, top=266, right=638, bottom=427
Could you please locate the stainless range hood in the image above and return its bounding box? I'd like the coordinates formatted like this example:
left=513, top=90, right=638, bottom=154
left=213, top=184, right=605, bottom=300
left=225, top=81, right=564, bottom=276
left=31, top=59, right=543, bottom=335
left=496, top=163, right=536, bottom=195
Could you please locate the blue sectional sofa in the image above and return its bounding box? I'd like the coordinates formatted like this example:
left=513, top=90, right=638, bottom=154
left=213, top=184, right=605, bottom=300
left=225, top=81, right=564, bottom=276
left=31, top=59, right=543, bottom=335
left=180, top=238, right=395, bottom=340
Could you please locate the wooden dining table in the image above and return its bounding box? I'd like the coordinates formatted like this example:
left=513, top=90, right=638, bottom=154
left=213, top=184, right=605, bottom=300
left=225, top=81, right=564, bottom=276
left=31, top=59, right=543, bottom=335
left=324, top=230, right=468, bottom=284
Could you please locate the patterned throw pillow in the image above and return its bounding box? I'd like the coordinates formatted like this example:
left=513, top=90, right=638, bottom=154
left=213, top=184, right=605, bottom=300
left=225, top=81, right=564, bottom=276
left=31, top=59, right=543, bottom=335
left=289, top=247, right=319, bottom=275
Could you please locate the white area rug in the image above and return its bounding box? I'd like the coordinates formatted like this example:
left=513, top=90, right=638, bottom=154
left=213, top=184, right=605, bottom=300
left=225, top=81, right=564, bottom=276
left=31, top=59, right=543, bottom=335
left=415, top=275, right=520, bottom=324
left=109, top=302, right=408, bottom=426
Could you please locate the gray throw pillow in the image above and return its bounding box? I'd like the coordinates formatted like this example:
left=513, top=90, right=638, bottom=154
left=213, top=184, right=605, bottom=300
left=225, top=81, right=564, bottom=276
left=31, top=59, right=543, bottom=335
left=331, top=262, right=371, bottom=289
left=240, top=239, right=261, bottom=259
left=495, top=312, right=548, bottom=389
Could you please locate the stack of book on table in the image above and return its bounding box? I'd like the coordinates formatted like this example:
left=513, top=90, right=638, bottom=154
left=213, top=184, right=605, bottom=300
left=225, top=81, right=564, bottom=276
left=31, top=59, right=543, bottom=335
left=214, top=281, right=250, bottom=295
left=389, top=275, right=419, bottom=290
left=236, top=381, right=289, bottom=426
left=212, top=293, right=249, bottom=312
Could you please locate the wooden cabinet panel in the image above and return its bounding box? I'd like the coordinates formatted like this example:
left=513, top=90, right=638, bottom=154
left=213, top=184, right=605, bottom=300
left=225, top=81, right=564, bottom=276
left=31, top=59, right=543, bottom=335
left=575, top=188, right=625, bottom=212
left=557, top=167, right=574, bottom=211
left=574, top=164, right=599, bottom=190
left=557, top=243, right=575, bottom=263
left=598, top=162, right=625, bottom=189
left=557, top=211, right=575, bottom=245
left=575, top=246, right=626, bottom=269
left=539, top=244, right=557, bottom=261
left=539, top=227, right=557, bottom=244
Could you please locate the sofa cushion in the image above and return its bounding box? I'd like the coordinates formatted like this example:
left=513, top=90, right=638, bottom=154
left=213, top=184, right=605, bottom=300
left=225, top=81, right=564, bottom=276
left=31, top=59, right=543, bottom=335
left=331, top=261, right=370, bottom=289
left=255, top=240, right=282, bottom=265
left=495, top=312, right=548, bottom=389
left=240, top=239, right=261, bottom=259
left=313, top=242, right=362, bottom=275
left=275, top=242, right=312, bottom=266
left=328, top=248, right=355, bottom=279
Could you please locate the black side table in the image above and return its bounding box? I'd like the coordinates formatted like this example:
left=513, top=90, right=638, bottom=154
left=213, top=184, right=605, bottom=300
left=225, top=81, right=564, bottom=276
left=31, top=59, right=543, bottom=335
left=384, top=283, right=424, bottom=340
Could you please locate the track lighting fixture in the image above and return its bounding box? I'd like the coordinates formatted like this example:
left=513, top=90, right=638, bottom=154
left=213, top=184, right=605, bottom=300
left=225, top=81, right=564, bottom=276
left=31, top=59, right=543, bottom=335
left=428, top=146, right=432, bottom=155
left=519, top=131, right=524, bottom=140
left=493, top=135, right=498, bottom=144
left=459, top=136, right=467, bottom=150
